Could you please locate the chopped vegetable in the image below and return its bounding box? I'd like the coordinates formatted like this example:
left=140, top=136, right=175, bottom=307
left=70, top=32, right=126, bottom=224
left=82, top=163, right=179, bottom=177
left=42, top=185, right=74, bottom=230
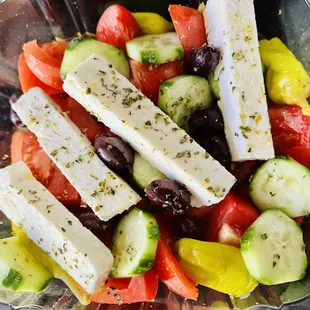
left=241, top=209, right=307, bottom=285
left=249, top=156, right=310, bottom=218
left=259, top=38, right=310, bottom=115
left=175, top=238, right=258, bottom=297
left=96, top=4, right=141, bottom=52
left=132, top=12, right=174, bottom=34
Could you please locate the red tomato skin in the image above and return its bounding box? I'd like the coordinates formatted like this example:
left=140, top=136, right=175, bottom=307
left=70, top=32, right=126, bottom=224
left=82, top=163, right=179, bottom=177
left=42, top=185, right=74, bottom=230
left=18, top=52, right=62, bottom=95
left=23, top=41, right=63, bottom=91
left=130, top=59, right=184, bottom=103
left=154, top=221, right=198, bottom=301
left=11, top=131, right=80, bottom=206
left=169, top=5, right=207, bottom=57
left=91, top=269, right=158, bottom=304
left=269, top=104, right=310, bottom=167
left=203, top=193, right=259, bottom=243
left=96, top=4, right=141, bottom=51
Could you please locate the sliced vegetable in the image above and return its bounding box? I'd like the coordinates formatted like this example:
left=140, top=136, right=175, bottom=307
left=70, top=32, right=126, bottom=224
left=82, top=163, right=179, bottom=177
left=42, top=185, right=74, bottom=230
left=132, top=152, right=166, bottom=189
left=169, top=5, right=207, bottom=58
left=18, top=52, right=62, bottom=95
left=10, top=131, right=80, bottom=206
left=111, top=208, right=160, bottom=278
left=96, top=4, right=141, bottom=52
left=249, top=156, right=310, bottom=218
left=130, top=59, right=184, bottom=103
left=60, top=37, right=130, bottom=79
left=259, top=38, right=310, bottom=115
left=158, top=75, right=213, bottom=129
left=175, top=239, right=258, bottom=297
left=268, top=104, right=310, bottom=167
left=241, top=209, right=307, bottom=285
left=133, top=12, right=174, bottom=35
left=23, top=41, right=63, bottom=91
left=126, top=33, right=184, bottom=65
left=91, top=269, right=158, bottom=304
left=154, top=221, right=198, bottom=300
left=41, top=41, right=68, bottom=61
left=0, top=237, right=52, bottom=292
left=203, top=193, right=259, bottom=247
left=208, top=72, right=220, bottom=99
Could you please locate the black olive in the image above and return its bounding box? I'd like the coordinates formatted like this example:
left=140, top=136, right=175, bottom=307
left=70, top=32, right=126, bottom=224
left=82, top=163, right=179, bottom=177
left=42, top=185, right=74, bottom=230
left=189, top=45, right=220, bottom=78
left=188, top=105, right=224, bottom=134
left=195, top=134, right=231, bottom=170
left=145, top=179, right=191, bottom=215
left=10, top=109, right=25, bottom=128
left=174, top=215, right=199, bottom=239
left=94, top=134, right=134, bottom=171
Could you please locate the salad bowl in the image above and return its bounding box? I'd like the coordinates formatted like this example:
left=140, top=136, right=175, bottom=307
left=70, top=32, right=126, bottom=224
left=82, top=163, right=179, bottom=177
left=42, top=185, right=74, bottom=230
left=0, top=0, right=310, bottom=309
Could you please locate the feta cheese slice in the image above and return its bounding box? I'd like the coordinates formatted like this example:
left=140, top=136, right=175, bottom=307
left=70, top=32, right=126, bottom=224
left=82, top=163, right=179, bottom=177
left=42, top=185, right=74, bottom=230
left=204, top=0, right=275, bottom=161
left=63, top=55, right=236, bottom=206
left=0, top=161, right=113, bottom=293
left=12, top=88, right=141, bottom=221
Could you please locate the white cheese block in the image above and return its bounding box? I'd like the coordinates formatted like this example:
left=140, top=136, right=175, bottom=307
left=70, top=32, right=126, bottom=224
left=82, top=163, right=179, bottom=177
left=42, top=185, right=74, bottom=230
left=0, top=161, right=113, bottom=293
left=12, top=88, right=141, bottom=221
left=204, top=0, right=275, bottom=161
left=63, top=55, right=236, bottom=206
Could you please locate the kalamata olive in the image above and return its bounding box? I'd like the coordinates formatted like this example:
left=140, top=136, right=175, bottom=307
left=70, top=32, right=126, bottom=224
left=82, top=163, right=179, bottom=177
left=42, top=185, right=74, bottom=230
left=94, top=134, right=134, bottom=171
left=188, top=105, right=224, bottom=134
left=10, top=109, right=25, bottom=128
left=195, top=134, right=231, bottom=170
left=145, top=179, right=191, bottom=215
left=174, top=215, right=199, bottom=239
left=190, top=45, right=220, bottom=78
left=77, top=212, right=110, bottom=232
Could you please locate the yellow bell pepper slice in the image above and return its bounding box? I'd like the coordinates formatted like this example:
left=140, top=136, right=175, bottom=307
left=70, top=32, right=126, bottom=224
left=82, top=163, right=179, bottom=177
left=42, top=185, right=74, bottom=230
left=12, top=225, right=91, bottom=305
left=132, top=13, right=174, bottom=35
left=259, top=38, right=310, bottom=115
left=175, top=239, right=258, bottom=297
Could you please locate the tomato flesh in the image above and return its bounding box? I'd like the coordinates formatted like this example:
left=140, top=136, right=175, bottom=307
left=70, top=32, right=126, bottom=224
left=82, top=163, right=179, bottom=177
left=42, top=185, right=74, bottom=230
left=269, top=104, right=310, bottom=167
left=169, top=5, right=207, bottom=58
left=23, top=41, right=63, bottom=91
left=11, top=131, right=80, bottom=206
left=91, top=269, right=158, bottom=304
left=130, top=59, right=184, bottom=103
left=203, top=193, right=259, bottom=246
left=18, top=52, right=62, bottom=95
left=96, top=4, right=141, bottom=52
left=154, top=221, right=198, bottom=300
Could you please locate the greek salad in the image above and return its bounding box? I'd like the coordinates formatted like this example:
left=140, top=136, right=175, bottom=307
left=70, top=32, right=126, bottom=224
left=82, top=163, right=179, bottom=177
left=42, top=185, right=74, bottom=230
left=1, top=0, right=310, bottom=306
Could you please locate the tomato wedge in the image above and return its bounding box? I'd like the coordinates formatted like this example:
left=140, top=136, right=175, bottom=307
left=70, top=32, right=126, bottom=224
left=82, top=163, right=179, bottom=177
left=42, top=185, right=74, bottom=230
left=169, top=5, right=207, bottom=58
left=96, top=4, right=141, bottom=52
left=91, top=270, right=158, bottom=304
left=18, top=52, right=62, bottom=95
left=130, top=59, right=184, bottom=103
left=154, top=221, right=198, bottom=301
left=203, top=193, right=259, bottom=247
left=268, top=104, right=310, bottom=167
left=11, top=131, right=80, bottom=206
left=23, top=41, right=63, bottom=91
left=41, top=41, right=68, bottom=61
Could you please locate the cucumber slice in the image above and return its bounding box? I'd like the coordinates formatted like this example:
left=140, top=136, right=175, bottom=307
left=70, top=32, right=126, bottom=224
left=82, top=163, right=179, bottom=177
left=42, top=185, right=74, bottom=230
left=60, top=38, right=130, bottom=79
left=126, top=32, right=184, bottom=65
left=0, top=237, right=52, bottom=292
left=241, top=209, right=307, bottom=285
left=158, top=75, right=213, bottom=128
left=132, top=152, right=167, bottom=189
left=208, top=72, right=220, bottom=99
left=249, top=156, right=310, bottom=218
left=111, top=208, right=160, bottom=278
